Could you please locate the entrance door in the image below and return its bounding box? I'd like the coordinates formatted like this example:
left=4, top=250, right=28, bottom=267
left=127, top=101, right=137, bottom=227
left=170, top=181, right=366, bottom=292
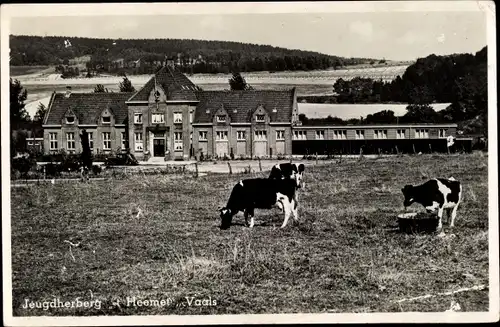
left=216, top=142, right=229, bottom=157
left=153, top=139, right=165, bottom=157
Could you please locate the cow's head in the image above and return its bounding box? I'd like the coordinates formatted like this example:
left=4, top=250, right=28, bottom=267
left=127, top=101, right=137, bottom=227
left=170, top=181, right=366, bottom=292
left=292, top=163, right=305, bottom=189
left=219, top=207, right=233, bottom=230
left=401, top=185, right=415, bottom=208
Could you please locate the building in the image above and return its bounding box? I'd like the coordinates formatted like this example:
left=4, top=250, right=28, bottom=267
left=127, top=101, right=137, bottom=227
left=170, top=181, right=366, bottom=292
left=192, top=89, right=299, bottom=159
left=42, top=63, right=470, bottom=160
left=43, top=88, right=133, bottom=155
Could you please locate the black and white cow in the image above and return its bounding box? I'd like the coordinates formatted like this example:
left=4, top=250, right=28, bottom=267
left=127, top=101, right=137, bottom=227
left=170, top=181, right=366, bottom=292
left=219, top=178, right=298, bottom=230
left=401, top=177, right=463, bottom=236
left=269, top=163, right=305, bottom=188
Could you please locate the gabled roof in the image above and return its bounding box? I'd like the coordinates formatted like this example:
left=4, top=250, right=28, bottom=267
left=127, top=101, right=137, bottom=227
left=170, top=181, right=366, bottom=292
left=194, top=89, right=295, bottom=124
left=127, top=65, right=201, bottom=102
left=44, top=92, right=133, bottom=125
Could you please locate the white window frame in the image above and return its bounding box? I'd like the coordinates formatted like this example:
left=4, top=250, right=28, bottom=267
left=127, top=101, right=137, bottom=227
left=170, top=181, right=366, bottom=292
left=134, top=132, right=143, bottom=151
left=66, top=116, right=75, bottom=124
left=256, top=114, right=266, bottom=122
left=315, top=130, right=325, bottom=140
left=189, top=112, right=194, bottom=124
left=199, top=131, right=208, bottom=141
left=254, top=130, right=267, bottom=141
left=237, top=131, right=246, bottom=141
left=333, top=130, right=347, bottom=140
left=134, top=113, right=143, bottom=124
left=355, top=130, right=365, bottom=140
left=174, top=112, right=183, bottom=124
left=152, top=113, right=165, bottom=124
left=121, top=132, right=127, bottom=150
left=276, top=130, right=285, bottom=141
left=102, top=132, right=111, bottom=150
left=439, top=129, right=447, bottom=138
left=88, top=132, right=94, bottom=150
left=216, top=131, right=228, bottom=141
left=49, top=133, right=58, bottom=150
left=102, top=116, right=111, bottom=124
left=374, top=130, right=388, bottom=139
left=216, top=115, right=226, bottom=123
left=415, top=129, right=429, bottom=139
left=397, top=129, right=406, bottom=139
left=293, top=130, right=307, bottom=140
left=66, top=132, right=75, bottom=151
left=174, top=132, right=183, bottom=150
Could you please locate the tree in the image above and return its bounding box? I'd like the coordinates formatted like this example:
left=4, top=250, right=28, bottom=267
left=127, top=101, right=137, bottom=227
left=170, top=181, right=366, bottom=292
left=80, top=129, right=92, bottom=170
left=119, top=75, right=136, bottom=92
left=10, top=78, right=30, bottom=130
left=229, top=72, right=252, bottom=90
left=401, top=104, right=441, bottom=123
left=94, top=84, right=107, bottom=93
left=34, top=102, right=47, bottom=125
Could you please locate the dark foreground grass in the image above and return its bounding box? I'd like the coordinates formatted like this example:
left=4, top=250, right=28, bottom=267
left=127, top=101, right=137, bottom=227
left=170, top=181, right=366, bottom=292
left=10, top=154, right=489, bottom=316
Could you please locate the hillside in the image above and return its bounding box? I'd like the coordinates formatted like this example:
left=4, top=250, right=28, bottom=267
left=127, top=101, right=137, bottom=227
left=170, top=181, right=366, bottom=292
left=9, top=35, right=378, bottom=74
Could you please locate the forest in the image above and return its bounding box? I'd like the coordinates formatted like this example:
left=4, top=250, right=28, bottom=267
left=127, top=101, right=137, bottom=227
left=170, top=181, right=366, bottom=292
left=9, top=35, right=375, bottom=74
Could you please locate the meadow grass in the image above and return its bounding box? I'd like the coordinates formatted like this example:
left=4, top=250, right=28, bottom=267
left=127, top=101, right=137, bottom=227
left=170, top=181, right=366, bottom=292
left=10, top=154, right=489, bottom=315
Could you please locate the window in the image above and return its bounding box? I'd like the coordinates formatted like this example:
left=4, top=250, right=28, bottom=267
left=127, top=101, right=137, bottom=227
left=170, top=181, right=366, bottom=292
left=66, top=132, right=75, bottom=151
left=333, top=130, right=347, bottom=140
left=88, top=132, right=94, bottom=150
left=439, top=129, right=447, bottom=138
left=189, top=112, right=194, bottom=123
left=102, top=132, right=111, bottom=150
left=152, top=113, right=165, bottom=124
left=355, top=130, right=365, bottom=140
left=66, top=116, right=75, bottom=124
left=121, top=132, right=127, bottom=150
left=315, top=130, right=325, bottom=140
left=102, top=116, right=111, bottom=124
left=415, top=129, right=429, bottom=139
left=293, top=130, right=307, bottom=140
left=49, top=133, right=58, bottom=150
left=254, top=130, right=267, bottom=141
left=134, top=113, right=142, bottom=124
left=174, top=132, right=183, bottom=150
left=256, top=114, right=265, bottom=122
left=216, top=131, right=228, bottom=141
left=216, top=115, right=226, bottom=123
left=397, top=129, right=406, bottom=139
left=174, top=112, right=182, bottom=123
left=374, top=130, right=388, bottom=139
left=135, top=132, right=143, bottom=151
left=276, top=130, right=285, bottom=141
left=237, top=131, right=246, bottom=141
left=199, top=131, right=208, bottom=141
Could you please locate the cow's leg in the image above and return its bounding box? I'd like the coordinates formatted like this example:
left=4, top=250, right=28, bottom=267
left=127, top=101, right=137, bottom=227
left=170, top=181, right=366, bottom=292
left=280, top=200, right=291, bottom=228
left=450, top=203, right=459, bottom=228
left=291, top=198, right=299, bottom=223
left=244, top=210, right=250, bottom=227
left=436, top=206, right=446, bottom=237
left=247, top=207, right=255, bottom=228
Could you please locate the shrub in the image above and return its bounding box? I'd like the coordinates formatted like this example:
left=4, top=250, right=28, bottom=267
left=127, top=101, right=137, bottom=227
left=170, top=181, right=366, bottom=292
left=12, top=154, right=36, bottom=177
left=92, top=165, right=102, bottom=175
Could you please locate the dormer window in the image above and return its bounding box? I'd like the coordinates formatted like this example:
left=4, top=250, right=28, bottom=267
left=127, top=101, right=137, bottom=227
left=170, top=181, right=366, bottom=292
left=217, top=115, right=226, bottom=123
left=102, top=116, right=111, bottom=124
left=174, top=113, right=182, bottom=124
left=256, top=114, right=265, bottom=122
left=66, top=116, right=75, bottom=124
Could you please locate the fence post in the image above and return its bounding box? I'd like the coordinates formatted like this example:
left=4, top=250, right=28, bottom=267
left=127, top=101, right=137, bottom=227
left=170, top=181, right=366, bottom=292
left=315, top=152, right=318, bottom=165
left=258, top=157, right=262, bottom=172
left=43, top=165, right=46, bottom=180
left=395, top=145, right=399, bottom=156
left=429, top=144, right=432, bottom=154
left=359, top=147, right=363, bottom=161
left=195, top=162, right=199, bottom=178
left=227, top=162, right=232, bottom=174
left=413, top=144, right=416, bottom=155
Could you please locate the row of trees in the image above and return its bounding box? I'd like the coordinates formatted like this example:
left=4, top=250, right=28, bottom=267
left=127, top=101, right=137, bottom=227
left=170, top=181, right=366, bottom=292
left=10, top=35, right=374, bottom=73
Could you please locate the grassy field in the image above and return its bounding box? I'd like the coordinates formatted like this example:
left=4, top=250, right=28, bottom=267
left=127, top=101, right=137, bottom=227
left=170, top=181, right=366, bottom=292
left=10, top=65, right=54, bottom=76
left=10, top=154, right=489, bottom=316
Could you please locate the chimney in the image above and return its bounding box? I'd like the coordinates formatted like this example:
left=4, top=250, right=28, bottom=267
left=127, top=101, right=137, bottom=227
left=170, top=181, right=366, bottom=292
left=165, top=57, right=175, bottom=70
left=65, top=86, right=72, bottom=98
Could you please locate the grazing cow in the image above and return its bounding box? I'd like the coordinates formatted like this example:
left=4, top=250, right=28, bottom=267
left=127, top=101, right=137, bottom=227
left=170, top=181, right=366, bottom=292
left=401, top=177, right=462, bottom=236
left=219, top=178, right=298, bottom=230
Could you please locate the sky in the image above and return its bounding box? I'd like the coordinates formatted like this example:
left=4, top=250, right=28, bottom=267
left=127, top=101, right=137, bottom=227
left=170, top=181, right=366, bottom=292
left=7, top=5, right=488, bottom=61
